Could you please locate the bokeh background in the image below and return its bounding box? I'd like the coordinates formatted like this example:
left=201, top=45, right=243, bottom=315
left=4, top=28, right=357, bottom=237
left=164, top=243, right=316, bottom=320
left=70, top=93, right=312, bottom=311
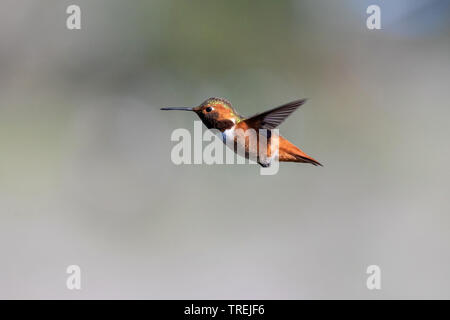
left=1, top=0, right=450, bottom=299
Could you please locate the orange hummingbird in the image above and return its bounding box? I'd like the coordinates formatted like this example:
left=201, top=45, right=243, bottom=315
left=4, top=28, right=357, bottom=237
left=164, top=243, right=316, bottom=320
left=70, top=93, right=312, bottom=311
left=161, top=97, right=322, bottom=167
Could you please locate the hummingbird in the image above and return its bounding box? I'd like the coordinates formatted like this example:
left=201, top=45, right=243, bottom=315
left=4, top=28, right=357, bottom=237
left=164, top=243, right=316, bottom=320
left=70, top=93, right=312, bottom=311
left=161, top=97, right=322, bottom=167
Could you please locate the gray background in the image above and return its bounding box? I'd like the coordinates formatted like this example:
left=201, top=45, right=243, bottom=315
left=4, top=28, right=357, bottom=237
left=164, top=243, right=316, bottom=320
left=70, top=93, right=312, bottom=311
left=1, top=0, right=449, bottom=299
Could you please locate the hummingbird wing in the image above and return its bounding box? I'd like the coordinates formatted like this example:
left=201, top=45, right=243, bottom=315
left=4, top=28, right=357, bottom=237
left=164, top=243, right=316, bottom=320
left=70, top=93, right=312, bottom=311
left=243, top=99, right=307, bottom=129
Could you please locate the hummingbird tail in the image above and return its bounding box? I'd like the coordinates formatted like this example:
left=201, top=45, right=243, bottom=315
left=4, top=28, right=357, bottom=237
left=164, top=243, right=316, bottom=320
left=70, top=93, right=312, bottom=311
left=281, top=154, right=322, bottom=166
left=278, top=137, right=323, bottom=166
left=291, top=154, right=323, bottom=166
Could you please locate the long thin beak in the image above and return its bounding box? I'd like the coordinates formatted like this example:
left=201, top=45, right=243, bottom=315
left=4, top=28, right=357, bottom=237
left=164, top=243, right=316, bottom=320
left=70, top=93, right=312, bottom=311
left=160, top=107, right=193, bottom=111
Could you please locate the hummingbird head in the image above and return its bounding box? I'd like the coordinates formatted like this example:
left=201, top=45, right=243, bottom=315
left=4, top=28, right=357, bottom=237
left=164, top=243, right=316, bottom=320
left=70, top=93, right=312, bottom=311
left=161, top=97, right=241, bottom=131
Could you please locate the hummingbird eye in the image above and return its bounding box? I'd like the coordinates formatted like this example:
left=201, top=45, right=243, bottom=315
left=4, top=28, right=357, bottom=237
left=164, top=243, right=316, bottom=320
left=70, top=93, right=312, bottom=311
left=205, top=107, right=213, bottom=112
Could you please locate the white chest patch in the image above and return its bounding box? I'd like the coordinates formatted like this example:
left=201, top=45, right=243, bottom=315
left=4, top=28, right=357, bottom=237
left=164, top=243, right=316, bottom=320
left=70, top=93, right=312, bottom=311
left=221, top=125, right=236, bottom=143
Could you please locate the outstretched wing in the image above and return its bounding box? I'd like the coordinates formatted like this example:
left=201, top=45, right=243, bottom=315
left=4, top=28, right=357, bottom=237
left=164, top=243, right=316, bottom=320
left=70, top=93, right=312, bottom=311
left=243, top=99, right=307, bottom=129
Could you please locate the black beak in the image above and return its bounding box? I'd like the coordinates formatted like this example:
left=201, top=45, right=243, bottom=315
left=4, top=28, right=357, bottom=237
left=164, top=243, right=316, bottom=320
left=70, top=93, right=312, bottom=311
left=160, top=107, right=193, bottom=111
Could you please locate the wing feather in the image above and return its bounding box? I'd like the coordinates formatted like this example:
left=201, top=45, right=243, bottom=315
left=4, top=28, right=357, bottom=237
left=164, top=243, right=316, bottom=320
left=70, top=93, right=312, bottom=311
left=243, top=99, right=307, bottom=129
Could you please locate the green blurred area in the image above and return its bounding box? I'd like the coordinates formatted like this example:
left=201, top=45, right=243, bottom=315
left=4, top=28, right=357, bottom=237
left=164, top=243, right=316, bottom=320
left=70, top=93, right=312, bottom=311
left=1, top=0, right=450, bottom=299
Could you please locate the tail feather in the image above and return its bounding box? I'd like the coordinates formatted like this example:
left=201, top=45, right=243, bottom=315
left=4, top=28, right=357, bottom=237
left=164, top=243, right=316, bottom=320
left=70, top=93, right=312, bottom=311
left=292, top=154, right=322, bottom=166
left=278, top=136, right=322, bottom=166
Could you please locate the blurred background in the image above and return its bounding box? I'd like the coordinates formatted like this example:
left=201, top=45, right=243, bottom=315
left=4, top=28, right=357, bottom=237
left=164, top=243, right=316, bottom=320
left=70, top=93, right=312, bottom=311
left=1, top=0, right=450, bottom=299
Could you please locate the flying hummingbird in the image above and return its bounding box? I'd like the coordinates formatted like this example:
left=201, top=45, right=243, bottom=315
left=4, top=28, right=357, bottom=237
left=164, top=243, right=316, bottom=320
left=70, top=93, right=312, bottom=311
left=161, top=97, right=322, bottom=167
